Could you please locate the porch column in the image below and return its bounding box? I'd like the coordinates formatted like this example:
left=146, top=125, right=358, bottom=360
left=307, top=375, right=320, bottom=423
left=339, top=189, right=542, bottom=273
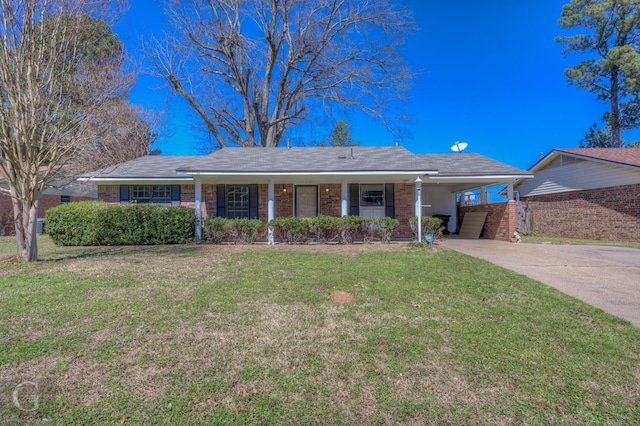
left=507, top=182, right=515, bottom=201
left=415, top=177, right=422, bottom=243
left=268, top=180, right=275, bottom=244
left=460, top=192, right=466, bottom=207
left=194, top=179, right=202, bottom=240
left=341, top=180, right=348, bottom=216
left=480, top=187, right=487, bottom=204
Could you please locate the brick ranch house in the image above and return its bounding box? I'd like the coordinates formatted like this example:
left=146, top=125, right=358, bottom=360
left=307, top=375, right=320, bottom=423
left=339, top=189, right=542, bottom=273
left=81, top=146, right=533, bottom=241
left=0, top=174, right=96, bottom=236
left=514, top=148, right=640, bottom=242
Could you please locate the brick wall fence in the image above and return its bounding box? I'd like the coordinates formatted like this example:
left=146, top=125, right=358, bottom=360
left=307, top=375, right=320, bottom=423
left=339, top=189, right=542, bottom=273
left=98, top=183, right=417, bottom=240
left=520, top=184, right=640, bottom=242
left=459, top=201, right=516, bottom=242
left=0, top=193, right=93, bottom=236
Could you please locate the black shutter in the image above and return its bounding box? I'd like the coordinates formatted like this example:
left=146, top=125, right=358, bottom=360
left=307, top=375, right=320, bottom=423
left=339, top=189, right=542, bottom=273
left=216, top=184, right=226, bottom=218
left=349, top=183, right=359, bottom=216
left=171, top=185, right=181, bottom=202
left=385, top=183, right=395, bottom=218
left=248, top=184, right=259, bottom=219
left=119, top=185, right=129, bottom=203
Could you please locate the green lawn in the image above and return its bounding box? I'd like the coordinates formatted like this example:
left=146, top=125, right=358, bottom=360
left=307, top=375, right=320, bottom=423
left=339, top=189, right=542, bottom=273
left=1, top=236, right=639, bottom=425
left=521, top=234, right=640, bottom=250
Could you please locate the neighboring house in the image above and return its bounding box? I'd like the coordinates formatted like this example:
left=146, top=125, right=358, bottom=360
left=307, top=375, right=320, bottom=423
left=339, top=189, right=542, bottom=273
left=0, top=175, right=97, bottom=236
left=514, top=148, right=640, bottom=242
left=81, top=146, right=533, bottom=241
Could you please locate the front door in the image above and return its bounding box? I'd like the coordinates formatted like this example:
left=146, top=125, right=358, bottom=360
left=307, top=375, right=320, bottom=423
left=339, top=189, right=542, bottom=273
left=295, top=186, right=318, bottom=218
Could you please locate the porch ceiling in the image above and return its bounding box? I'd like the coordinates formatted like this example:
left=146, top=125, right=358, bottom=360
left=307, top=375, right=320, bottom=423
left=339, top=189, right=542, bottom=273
left=423, top=175, right=529, bottom=193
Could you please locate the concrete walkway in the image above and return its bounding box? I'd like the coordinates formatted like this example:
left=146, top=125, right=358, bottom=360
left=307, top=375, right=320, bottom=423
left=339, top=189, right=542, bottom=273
left=440, top=238, right=640, bottom=327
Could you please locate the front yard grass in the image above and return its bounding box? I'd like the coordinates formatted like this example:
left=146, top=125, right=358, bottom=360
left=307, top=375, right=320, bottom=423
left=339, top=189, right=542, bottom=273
left=0, top=236, right=638, bottom=424
left=521, top=234, right=640, bottom=250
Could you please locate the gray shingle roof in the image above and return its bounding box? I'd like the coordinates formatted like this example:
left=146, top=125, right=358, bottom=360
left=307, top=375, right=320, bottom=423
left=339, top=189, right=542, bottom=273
left=85, top=156, right=199, bottom=179
left=419, top=154, right=532, bottom=176
left=179, top=146, right=432, bottom=173
left=84, top=147, right=531, bottom=179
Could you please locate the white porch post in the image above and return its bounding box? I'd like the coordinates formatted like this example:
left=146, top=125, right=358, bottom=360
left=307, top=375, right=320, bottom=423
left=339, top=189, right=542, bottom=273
left=415, top=177, right=422, bottom=243
left=194, top=179, right=202, bottom=240
left=507, top=182, right=515, bottom=201
left=460, top=192, right=466, bottom=207
left=480, top=186, right=487, bottom=204
left=268, top=180, right=275, bottom=245
left=341, top=180, right=348, bottom=216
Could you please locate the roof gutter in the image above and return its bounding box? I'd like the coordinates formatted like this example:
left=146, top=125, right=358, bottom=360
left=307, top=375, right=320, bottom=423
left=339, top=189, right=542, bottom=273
left=176, top=170, right=439, bottom=176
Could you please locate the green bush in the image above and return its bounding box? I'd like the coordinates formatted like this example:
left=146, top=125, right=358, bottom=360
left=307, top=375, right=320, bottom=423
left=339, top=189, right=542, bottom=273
left=376, top=217, right=400, bottom=244
left=310, top=215, right=341, bottom=242
left=339, top=216, right=374, bottom=244
left=203, top=217, right=262, bottom=244
left=409, top=216, right=444, bottom=242
left=268, top=217, right=311, bottom=244
left=45, top=201, right=196, bottom=246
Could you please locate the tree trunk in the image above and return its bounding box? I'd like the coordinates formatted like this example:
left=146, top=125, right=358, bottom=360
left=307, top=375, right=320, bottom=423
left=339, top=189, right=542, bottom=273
left=610, top=67, right=623, bottom=147
left=12, top=192, right=39, bottom=262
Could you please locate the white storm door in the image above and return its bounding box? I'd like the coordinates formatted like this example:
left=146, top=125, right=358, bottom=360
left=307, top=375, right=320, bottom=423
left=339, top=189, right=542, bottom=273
left=295, top=186, right=318, bottom=218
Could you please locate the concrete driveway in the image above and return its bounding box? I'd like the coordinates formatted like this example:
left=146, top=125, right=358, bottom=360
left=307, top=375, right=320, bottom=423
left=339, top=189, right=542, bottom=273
left=440, top=238, right=640, bottom=327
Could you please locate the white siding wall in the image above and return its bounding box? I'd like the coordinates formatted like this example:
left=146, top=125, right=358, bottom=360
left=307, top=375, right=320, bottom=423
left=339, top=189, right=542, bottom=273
left=422, top=186, right=457, bottom=232
left=518, top=159, right=640, bottom=197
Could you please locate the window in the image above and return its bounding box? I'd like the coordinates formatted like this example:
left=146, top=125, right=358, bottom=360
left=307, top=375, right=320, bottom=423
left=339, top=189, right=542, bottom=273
left=360, top=184, right=384, bottom=206
left=226, top=185, right=250, bottom=218
left=132, top=185, right=150, bottom=203
left=60, top=195, right=71, bottom=204
left=130, top=185, right=174, bottom=204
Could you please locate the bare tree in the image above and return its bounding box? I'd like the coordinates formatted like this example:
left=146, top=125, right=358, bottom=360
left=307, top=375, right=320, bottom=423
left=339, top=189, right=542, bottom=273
left=65, top=102, right=159, bottom=175
left=147, top=0, right=417, bottom=149
left=0, top=0, right=130, bottom=261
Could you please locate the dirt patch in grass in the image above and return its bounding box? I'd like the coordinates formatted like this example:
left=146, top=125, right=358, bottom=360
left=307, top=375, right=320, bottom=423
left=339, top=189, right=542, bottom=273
left=330, top=290, right=355, bottom=304
left=0, top=255, right=20, bottom=264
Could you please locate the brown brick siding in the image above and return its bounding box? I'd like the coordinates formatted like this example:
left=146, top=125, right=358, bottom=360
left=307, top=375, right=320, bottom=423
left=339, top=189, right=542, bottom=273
left=460, top=201, right=516, bottom=242
left=1, top=192, right=93, bottom=236
left=97, top=182, right=418, bottom=240
left=99, top=184, right=217, bottom=219
left=319, top=184, right=342, bottom=217
left=521, top=184, right=640, bottom=242
left=394, top=183, right=415, bottom=239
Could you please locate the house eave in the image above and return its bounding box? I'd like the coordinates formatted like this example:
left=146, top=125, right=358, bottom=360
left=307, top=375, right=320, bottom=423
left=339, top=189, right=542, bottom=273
left=176, top=170, right=439, bottom=176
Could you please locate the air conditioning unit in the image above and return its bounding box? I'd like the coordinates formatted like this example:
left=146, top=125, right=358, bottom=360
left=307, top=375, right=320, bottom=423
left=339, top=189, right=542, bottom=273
left=36, top=218, right=45, bottom=235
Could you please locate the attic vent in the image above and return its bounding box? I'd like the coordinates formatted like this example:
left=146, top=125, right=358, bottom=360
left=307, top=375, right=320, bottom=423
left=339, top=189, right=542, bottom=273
left=338, top=148, right=355, bottom=160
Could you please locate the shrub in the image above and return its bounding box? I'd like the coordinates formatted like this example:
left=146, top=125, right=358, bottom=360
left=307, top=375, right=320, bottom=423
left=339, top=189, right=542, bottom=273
left=376, top=217, right=400, bottom=244
left=267, top=217, right=311, bottom=244
left=203, top=217, right=261, bottom=244
left=339, top=216, right=367, bottom=244
left=310, top=215, right=341, bottom=243
left=45, top=201, right=196, bottom=246
left=203, top=217, right=231, bottom=244
left=409, top=216, right=444, bottom=242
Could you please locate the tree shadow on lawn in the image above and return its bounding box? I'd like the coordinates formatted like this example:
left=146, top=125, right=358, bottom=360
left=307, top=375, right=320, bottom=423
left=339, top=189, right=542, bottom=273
left=40, top=244, right=203, bottom=262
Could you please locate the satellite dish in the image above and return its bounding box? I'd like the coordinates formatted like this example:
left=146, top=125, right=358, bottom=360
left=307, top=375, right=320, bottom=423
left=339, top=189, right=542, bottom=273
left=450, top=141, right=468, bottom=153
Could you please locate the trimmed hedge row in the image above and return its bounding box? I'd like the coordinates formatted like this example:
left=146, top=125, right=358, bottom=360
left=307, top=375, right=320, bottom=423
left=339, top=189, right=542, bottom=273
left=268, top=215, right=400, bottom=244
left=203, top=215, right=404, bottom=245
left=45, top=201, right=196, bottom=246
left=203, top=217, right=261, bottom=244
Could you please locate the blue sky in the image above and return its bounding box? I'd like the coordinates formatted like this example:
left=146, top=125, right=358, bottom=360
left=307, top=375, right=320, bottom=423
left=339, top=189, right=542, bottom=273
left=117, top=0, right=613, bottom=170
